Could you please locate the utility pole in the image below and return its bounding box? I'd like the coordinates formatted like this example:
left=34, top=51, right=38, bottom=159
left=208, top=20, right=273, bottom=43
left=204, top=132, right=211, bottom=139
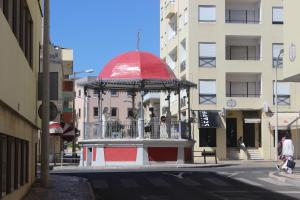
left=41, top=0, right=50, bottom=187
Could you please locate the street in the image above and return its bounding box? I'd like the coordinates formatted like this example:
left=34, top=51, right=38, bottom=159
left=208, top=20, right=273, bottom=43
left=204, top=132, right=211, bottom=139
left=53, top=165, right=300, bottom=200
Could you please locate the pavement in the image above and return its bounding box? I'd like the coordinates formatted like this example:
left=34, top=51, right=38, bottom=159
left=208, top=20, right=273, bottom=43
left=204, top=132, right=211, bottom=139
left=23, top=175, right=95, bottom=200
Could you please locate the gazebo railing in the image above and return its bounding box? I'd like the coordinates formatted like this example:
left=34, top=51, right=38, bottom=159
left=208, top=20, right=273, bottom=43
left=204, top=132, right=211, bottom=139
left=84, top=120, right=191, bottom=140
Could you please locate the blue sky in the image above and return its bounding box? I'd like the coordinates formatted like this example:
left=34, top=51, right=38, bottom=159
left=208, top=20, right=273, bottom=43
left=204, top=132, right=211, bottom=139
left=50, top=0, right=160, bottom=77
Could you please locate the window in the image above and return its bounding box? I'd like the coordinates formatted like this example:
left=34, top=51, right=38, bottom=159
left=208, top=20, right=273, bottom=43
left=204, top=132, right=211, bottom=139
left=1, top=135, right=7, bottom=197
left=0, top=134, right=28, bottom=197
left=199, top=6, right=216, bottom=22
left=110, top=90, right=117, bottom=96
left=199, top=43, right=216, bottom=67
left=128, top=108, right=134, bottom=118
left=272, top=7, right=283, bottom=24
left=93, top=107, right=98, bottom=117
left=1, top=0, right=33, bottom=67
left=272, top=43, right=284, bottom=68
left=199, top=128, right=216, bottom=147
left=78, top=90, right=81, bottom=97
left=199, top=80, right=216, bottom=104
left=111, top=108, right=118, bottom=117
left=273, top=82, right=290, bottom=105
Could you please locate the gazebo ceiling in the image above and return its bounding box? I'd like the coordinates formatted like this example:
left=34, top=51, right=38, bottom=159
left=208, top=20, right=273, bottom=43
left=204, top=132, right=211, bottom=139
left=98, top=51, right=177, bottom=80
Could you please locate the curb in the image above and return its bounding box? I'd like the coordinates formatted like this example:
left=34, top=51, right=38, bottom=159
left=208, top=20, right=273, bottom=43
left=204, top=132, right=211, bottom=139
left=52, top=163, right=232, bottom=172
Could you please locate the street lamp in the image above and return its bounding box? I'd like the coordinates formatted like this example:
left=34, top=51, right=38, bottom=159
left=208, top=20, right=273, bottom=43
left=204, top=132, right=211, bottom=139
left=72, top=69, right=94, bottom=159
left=274, top=49, right=284, bottom=160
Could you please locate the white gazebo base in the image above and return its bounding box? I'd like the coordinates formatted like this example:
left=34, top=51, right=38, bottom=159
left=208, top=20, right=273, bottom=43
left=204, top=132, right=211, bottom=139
left=79, top=139, right=195, bottom=167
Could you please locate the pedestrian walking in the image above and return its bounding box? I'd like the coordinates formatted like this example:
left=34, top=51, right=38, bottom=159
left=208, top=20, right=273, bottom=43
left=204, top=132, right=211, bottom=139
left=276, top=136, right=286, bottom=171
left=281, top=132, right=295, bottom=174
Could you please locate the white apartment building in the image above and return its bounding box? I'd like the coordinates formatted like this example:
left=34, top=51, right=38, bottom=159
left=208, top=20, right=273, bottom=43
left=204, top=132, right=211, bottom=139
left=160, top=0, right=300, bottom=161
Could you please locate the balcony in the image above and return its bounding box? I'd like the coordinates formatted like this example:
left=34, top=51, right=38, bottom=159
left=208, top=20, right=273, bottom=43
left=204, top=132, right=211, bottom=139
left=199, top=57, right=216, bottom=67
left=226, top=73, right=261, bottom=98
left=199, top=94, right=217, bottom=104
left=226, top=36, right=261, bottom=61
left=273, top=95, right=290, bottom=106
left=225, top=0, right=261, bottom=24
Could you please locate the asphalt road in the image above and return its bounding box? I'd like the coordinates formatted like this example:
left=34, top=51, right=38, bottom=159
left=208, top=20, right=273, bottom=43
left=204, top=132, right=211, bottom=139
left=54, top=166, right=300, bottom=200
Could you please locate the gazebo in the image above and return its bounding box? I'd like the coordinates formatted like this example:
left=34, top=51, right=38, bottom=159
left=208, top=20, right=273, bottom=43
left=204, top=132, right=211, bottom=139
left=79, top=51, right=196, bottom=166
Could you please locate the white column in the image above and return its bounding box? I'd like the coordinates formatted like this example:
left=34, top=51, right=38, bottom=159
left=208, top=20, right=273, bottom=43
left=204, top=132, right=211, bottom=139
left=177, top=145, right=184, bottom=164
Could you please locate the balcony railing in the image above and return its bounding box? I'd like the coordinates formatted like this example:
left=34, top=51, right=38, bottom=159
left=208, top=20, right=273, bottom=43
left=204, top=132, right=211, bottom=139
left=272, top=57, right=283, bottom=68
left=226, top=10, right=260, bottom=24
left=84, top=120, right=191, bottom=140
left=273, top=95, right=291, bottom=105
left=226, top=82, right=261, bottom=98
left=226, top=46, right=260, bottom=60
left=199, top=94, right=216, bottom=104
left=199, top=57, right=216, bottom=67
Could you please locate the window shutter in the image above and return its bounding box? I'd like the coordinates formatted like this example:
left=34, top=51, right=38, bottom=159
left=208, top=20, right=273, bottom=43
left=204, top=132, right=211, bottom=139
left=199, top=6, right=216, bottom=21
left=199, top=43, right=216, bottom=57
left=200, top=80, right=216, bottom=94
left=274, top=82, right=290, bottom=95
left=273, top=7, right=283, bottom=22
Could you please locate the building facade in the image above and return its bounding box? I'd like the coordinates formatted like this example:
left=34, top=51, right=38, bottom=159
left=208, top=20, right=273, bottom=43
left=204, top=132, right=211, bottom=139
left=160, top=0, right=300, bottom=161
left=283, top=0, right=300, bottom=81
left=0, top=0, right=42, bottom=199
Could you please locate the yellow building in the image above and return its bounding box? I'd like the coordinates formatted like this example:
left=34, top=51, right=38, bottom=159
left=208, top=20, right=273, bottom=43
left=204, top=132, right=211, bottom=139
left=0, top=0, right=42, bottom=199
left=160, top=0, right=300, bottom=161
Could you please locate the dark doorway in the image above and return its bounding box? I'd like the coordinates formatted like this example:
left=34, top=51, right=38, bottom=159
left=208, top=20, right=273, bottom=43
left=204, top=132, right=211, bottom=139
left=226, top=118, right=237, bottom=147
left=243, top=123, right=255, bottom=147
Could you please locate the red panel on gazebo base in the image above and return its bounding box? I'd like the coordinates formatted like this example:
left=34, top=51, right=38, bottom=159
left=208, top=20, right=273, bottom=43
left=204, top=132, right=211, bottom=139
left=98, top=51, right=177, bottom=80
left=104, top=147, right=137, bottom=161
left=184, top=148, right=192, bottom=162
left=148, top=147, right=178, bottom=161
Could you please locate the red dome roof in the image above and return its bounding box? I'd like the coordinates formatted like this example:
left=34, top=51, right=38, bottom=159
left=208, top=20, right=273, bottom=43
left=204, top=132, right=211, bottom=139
left=98, top=51, right=177, bottom=80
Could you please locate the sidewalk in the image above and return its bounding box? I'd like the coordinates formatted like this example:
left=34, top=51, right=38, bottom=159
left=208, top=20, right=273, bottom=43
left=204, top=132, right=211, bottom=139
left=23, top=175, right=95, bottom=200
left=52, top=160, right=285, bottom=172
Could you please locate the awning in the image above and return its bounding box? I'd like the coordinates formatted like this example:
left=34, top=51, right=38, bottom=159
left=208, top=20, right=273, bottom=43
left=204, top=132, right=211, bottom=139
left=49, top=121, right=63, bottom=135
left=269, top=113, right=300, bottom=130
left=198, top=110, right=221, bottom=128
